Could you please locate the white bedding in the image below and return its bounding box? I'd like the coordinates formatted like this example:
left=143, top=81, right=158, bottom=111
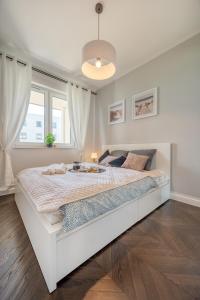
left=17, top=163, right=150, bottom=213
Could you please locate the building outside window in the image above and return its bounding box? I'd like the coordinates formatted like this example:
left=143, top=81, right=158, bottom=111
left=36, top=133, right=42, bottom=140
left=19, top=89, right=45, bottom=143
left=36, top=121, right=42, bottom=128
left=20, top=132, right=27, bottom=140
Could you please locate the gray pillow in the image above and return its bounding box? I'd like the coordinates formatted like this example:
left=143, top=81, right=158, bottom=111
left=98, top=150, right=110, bottom=163
left=110, top=150, right=128, bottom=157
left=130, top=149, right=157, bottom=170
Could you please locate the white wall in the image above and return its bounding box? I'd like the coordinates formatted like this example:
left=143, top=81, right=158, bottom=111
left=95, top=34, right=200, bottom=198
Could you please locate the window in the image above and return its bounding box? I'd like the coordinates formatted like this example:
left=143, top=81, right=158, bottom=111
left=18, top=84, right=71, bottom=147
left=35, top=133, right=42, bottom=140
left=20, top=132, right=27, bottom=140
left=19, top=89, right=45, bottom=143
left=36, top=121, right=42, bottom=128
left=51, top=95, right=70, bottom=144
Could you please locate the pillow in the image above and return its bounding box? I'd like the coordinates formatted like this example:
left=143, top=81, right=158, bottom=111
left=110, top=150, right=128, bottom=157
left=99, top=155, right=117, bottom=167
left=109, top=156, right=127, bottom=167
left=130, top=149, right=156, bottom=170
left=98, top=150, right=110, bottom=163
left=122, top=153, right=149, bottom=171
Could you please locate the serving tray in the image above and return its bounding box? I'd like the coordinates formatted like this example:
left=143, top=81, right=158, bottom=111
left=68, top=168, right=106, bottom=173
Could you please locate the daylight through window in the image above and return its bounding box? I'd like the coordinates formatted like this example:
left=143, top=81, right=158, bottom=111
left=18, top=85, right=71, bottom=146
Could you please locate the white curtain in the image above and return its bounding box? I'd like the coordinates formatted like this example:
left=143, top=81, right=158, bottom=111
left=67, top=84, right=91, bottom=160
left=0, top=53, right=32, bottom=191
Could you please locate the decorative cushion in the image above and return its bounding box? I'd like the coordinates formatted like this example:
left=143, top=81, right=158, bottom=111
left=98, top=150, right=110, bottom=163
left=130, top=149, right=157, bottom=170
left=99, top=155, right=117, bottom=167
left=110, top=150, right=128, bottom=157
left=109, top=156, right=127, bottom=167
left=122, top=153, right=149, bottom=171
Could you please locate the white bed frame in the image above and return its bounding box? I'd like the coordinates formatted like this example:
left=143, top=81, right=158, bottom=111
left=15, top=143, right=171, bottom=293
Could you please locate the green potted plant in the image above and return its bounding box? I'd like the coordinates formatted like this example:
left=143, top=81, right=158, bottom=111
left=45, top=133, right=55, bottom=147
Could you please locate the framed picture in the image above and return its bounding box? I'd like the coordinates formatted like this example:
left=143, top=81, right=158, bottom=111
left=132, top=88, right=158, bottom=120
left=108, top=100, right=125, bottom=125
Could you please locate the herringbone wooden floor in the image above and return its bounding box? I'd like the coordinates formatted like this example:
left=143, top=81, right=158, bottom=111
left=1, top=195, right=200, bottom=300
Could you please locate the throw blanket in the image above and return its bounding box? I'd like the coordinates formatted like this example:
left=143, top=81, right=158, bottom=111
left=59, top=176, right=157, bottom=232
left=17, top=163, right=150, bottom=213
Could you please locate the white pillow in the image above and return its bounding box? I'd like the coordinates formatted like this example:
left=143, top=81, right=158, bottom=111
left=99, top=155, right=117, bottom=167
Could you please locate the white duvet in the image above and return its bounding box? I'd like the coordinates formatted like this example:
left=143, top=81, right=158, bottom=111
left=17, top=163, right=150, bottom=213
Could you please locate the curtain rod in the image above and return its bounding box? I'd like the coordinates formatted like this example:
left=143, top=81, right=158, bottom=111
left=0, top=53, right=97, bottom=95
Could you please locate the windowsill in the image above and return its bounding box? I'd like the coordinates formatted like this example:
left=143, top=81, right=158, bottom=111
left=13, top=143, right=75, bottom=149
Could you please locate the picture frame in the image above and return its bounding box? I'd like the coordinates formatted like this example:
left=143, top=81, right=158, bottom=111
left=132, top=88, right=158, bottom=120
left=108, top=100, right=125, bottom=125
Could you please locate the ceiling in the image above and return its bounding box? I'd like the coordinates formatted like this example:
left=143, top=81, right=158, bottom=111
left=0, top=0, right=200, bottom=90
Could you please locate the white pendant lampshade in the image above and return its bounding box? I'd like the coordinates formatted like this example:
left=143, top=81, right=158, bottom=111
left=82, top=40, right=116, bottom=80
left=81, top=3, right=116, bottom=80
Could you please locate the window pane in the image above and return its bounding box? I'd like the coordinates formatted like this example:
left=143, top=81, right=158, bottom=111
left=52, top=96, right=70, bottom=144
left=20, top=132, right=27, bottom=140
left=36, top=121, right=42, bottom=127
left=20, top=90, right=45, bottom=143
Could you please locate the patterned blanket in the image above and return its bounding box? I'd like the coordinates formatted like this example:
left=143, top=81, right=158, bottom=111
left=17, top=163, right=150, bottom=213
left=59, top=176, right=157, bottom=232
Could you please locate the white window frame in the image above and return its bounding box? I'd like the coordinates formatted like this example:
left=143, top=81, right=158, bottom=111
left=50, top=90, right=72, bottom=148
left=14, top=83, right=74, bottom=149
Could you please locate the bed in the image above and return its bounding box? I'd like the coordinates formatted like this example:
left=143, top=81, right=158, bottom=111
left=15, top=143, right=171, bottom=293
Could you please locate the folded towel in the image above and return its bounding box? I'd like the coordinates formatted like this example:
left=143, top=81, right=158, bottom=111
left=42, top=169, right=55, bottom=175
left=54, top=168, right=66, bottom=174
left=42, top=164, right=66, bottom=175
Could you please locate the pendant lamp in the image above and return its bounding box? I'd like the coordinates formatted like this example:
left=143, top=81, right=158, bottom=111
left=81, top=3, right=116, bottom=80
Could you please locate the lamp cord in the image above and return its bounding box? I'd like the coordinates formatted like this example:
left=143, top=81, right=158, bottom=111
left=98, top=13, right=100, bottom=40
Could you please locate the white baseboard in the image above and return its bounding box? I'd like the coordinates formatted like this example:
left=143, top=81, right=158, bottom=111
left=170, top=192, right=200, bottom=207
